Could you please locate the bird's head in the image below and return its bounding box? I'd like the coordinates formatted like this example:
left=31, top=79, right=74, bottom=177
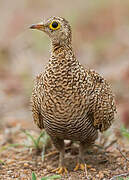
left=30, top=16, right=72, bottom=46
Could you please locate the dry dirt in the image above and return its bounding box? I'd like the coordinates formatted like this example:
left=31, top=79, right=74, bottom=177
left=0, top=122, right=129, bottom=180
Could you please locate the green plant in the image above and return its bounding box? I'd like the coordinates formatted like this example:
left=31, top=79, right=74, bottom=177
left=117, top=177, right=129, bottom=180
left=117, top=178, right=123, bottom=180
left=120, top=126, right=129, bottom=140
left=32, top=172, right=37, bottom=180
left=0, top=143, right=21, bottom=153
left=22, top=130, right=50, bottom=152
left=32, top=172, right=61, bottom=180
left=0, top=160, right=4, bottom=165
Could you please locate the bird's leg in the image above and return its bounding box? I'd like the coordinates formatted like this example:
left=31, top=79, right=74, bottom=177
left=74, top=142, right=92, bottom=171
left=74, top=142, right=86, bottom=171
left=51, top=138, right=68, bottom=174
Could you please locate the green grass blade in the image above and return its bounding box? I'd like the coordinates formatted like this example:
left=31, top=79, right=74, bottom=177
left=121, top=127, right=129, bottom=140
left=117, top=177, right=124, bottom=180
left=22, top=130, right=38, bottom=148
left=8, top=143, right=21, bottom=147
left=41, top=175, right=61, bottom=180
left=37, top=130, right=45, bottom=146
left=32, top=172, right=37, bottom=180
left=0, top=143, right=21, bottom=153
left=0, top=160, right=4, bottom=165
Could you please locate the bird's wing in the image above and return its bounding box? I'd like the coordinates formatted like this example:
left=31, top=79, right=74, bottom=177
left=31, top=74, right=44, bottom=129
left=87, top=69, right=117, bottom=132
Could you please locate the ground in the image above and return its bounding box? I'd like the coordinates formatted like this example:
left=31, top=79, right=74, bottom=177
left=0, top=120, right=129, bottom=180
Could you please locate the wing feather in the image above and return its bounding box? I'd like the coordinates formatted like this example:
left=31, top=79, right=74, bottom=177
left=87, top=69, right=116, bottom=132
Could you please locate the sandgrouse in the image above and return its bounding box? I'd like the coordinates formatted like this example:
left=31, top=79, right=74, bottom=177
left=30, top=16, right=116, bottom=174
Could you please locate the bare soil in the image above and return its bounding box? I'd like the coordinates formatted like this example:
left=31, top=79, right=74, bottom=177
left=0, top=122, right=129, bottom=180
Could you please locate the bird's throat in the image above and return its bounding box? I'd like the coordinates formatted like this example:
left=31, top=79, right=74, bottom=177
left=44, top=42, right=80, bottom=91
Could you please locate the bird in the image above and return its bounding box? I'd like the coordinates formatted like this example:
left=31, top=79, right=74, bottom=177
left=30, top=16, right=116, bottom=174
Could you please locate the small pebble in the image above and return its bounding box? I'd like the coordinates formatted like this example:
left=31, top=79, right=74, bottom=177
left=7, top=170, right=13, bottom=174
left=47, top=165, right=53, bottom=171
left=99, top=171, right=104, bottom=179
left=90, top=168, right=96, bottom=172
left=23, top=162, right=29, bottom=168
left=7, top=159, right=14, bottom=164
left=96, top=174, right=99, bottom=178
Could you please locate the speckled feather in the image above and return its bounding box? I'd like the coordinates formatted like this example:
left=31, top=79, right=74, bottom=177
left=31, top=17, right=116, bottom=168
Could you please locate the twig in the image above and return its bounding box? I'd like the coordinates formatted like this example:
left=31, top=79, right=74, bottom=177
left=84, top=164, right=89, bottom=180
left=110, top=172, right=129, bottom=180
left=105, top=140, right=117, bottom=150
left=93, top=144, right=110, bottom=156
left=93, top=144, right=104, bottom=149
left=117, top=146, right=129, bottom=162
left=93, top=139, right=117, bottom=154
left=45, top=150, right=58, bottom=158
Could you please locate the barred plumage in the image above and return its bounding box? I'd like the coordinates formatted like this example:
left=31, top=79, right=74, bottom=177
left=30, top=16, right=116, bottom=173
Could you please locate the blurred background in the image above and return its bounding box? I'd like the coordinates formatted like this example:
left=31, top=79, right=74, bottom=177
left=0, top=0, right=129, bottom=135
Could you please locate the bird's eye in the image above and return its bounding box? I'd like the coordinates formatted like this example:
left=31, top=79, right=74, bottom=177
left=49, top=21, right=60, bottom=30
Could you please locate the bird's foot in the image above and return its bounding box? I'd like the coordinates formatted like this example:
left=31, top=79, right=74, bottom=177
left=51, top=166, right=68, bottom=174
left=74, top=163, right=85, bottom=171
left=74, top=163, right=91, bottom=171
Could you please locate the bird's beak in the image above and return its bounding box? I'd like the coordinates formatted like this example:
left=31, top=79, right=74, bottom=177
left=30, top=22, right=45, bottom=31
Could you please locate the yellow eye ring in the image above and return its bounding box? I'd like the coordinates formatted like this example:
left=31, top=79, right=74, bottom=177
left=49, top=21, right=61, bottom=30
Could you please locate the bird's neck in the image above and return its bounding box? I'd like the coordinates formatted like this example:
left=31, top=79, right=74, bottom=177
left=51, top=41, right=72, bottom=53
left=44, top=42, right=81, bottom=84
left=49, top=42, right=78, bottom=67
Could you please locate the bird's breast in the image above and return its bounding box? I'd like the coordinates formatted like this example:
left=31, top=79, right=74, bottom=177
left=42, top=71, right=89, bottom=121
left=42, top=83, right=87, bottom=120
